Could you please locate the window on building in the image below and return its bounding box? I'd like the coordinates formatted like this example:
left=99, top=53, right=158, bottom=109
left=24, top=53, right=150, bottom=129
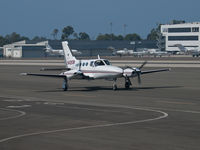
left=192, top=27, right=199, bottom=32
left=168, top=28, right=191, bottom=33
left=168, top=36, right=198, bottom=41
left=162, top=28, right=168, bottom=32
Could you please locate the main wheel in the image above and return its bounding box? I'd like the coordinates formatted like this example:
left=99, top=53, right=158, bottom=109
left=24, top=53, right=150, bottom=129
left=125, top=82, right=130, bottom=89
left=112, top=84, right=117, bottom=91
left=62, top=79, right=68, bottom=91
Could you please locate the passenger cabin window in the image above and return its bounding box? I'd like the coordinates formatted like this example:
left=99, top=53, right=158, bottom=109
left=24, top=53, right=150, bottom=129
left=103, top=60, right=111, bottom=65
left=86, top=62, right=88, bottom=66
left=94, top=60, right=105, bottom=66
left=82, top=62, right=85, bottom=66
left=90, top=61, right=94, bottom=66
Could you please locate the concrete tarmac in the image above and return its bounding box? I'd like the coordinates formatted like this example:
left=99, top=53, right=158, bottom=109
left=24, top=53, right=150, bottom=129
left=0, top=64, right=200, bottom=150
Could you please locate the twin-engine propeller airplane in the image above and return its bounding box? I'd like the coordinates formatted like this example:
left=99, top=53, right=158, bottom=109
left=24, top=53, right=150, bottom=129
left=21, top=41, right=170, bottom=91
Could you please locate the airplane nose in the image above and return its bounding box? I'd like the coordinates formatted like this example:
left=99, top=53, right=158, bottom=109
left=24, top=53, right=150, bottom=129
left=113, top=66, right=123, bottom=75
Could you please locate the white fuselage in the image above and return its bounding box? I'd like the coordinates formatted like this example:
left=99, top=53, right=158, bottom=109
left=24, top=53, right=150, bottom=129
left=62, top=59, right=123, bottom=80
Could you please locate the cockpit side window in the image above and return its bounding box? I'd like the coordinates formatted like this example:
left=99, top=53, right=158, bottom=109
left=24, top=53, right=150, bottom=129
left=94, top=60, right=105, bottom=66
left=90, top=61, right=94, bottom=66
left=103, top=60, right=111, bottom=65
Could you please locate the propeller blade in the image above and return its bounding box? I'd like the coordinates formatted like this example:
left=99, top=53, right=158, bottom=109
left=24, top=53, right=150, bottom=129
left=137, top=74, right=141, bottom=84
left=139, top=61, right=147, bottom=69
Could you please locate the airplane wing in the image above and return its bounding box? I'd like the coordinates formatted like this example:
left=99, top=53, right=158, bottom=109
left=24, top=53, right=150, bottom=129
left=20, top=73, right=66, bottom=78
left=20, top=71, right=92, bottom=80
left=141, top=68, right=170, bottom=75
left=40, top=67, right=71, bottom=71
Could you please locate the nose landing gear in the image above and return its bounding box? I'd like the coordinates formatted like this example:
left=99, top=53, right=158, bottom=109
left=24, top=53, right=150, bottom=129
left=112, top=79, right=117, bottom=91
left=62, top=77, right=68, bottom=91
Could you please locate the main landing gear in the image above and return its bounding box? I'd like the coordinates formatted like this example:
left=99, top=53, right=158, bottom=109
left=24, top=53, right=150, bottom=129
left=125, top=76, right=132, bottom=89
left=112, top=77, right=132, bottom=91
left=62, top=77, right=68, bottom=91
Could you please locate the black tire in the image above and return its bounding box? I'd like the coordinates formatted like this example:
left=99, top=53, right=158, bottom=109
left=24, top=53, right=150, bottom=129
left=125, top=82, right=130, bottom=89
left=113, top=85, right=117, bottom=91
left=62, top=81, right=68, bottom=91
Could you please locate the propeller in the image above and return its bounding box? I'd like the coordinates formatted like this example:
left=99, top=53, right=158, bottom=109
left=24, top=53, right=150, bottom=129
left=139, top=61, right=147, bottom=69
left=134, top=68, right=141, bottom=84
left=122, top=61, right=147, bottom=85
left=135, top=61, right=147, bottom=84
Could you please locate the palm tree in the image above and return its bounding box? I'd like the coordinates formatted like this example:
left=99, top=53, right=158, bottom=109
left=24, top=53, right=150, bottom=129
left=52, top=29, right=59, bottom=39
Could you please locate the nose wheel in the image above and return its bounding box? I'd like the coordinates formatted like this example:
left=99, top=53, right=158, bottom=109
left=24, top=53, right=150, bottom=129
left=62, top=77, right=68, bottom=91
left=112, top=79, right=117, bottom=91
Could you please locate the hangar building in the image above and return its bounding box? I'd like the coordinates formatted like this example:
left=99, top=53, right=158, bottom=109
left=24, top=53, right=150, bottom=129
left=3, top=40, right=157, bottom=58
left=3, top=40, right=47, bottom=58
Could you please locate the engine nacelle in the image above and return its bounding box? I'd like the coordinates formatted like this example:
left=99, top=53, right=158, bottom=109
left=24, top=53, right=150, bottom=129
left=123, top=68, right=134, bottom=77
left=123, top=67, right=140, bottom=77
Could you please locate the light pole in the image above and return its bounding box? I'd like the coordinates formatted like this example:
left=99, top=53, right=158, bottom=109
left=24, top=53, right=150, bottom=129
left=123, top=24, right=127, bottom=37
left=110, top=22, right=113, bottom=40
left=110, top=22, right=113, bottom=34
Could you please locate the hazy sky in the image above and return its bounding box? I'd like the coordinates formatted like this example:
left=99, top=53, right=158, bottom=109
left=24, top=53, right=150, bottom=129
left=0, top=0, right=199, bottom=39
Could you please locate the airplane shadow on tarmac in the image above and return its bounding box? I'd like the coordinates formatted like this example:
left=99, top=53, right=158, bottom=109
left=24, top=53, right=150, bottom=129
left=35, top=85, right=183, bottom=93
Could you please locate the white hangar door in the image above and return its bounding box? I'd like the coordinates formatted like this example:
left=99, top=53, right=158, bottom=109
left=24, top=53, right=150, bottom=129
left=12, top=49, right=21, bottom=58
left=6, top=48, right=12, bottom=57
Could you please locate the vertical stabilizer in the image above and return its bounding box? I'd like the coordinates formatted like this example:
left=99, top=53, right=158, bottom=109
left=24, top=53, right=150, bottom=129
left=62, top=41, right=77, bottom=69
left=175, top=44, right=187, bottom=52
left=45, top=43, right=53, bottom=53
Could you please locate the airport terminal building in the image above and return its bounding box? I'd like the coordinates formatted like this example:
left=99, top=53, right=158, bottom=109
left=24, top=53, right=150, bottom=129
left=161, top=22, right=200, bottom=52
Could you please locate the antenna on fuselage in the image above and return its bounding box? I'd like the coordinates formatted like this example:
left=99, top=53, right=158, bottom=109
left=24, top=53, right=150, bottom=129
left=97, top=55, right=101, bottom=59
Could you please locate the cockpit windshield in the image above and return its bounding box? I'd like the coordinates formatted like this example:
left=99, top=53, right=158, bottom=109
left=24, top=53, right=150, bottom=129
left=103, top=60, right=111, bottom=65
left=94, top=60, right=105, bottom=66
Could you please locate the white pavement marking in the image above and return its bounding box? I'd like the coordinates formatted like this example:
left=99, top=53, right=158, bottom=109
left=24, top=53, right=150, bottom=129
left=142, top=106, right=200, bottom=114
left=0, top=108, right=26, bottom=121
left=3, top=100, right=23, bottom=102
left=7, top=105, right=31, bottom=108
left=56, top=105, right=127, bottom=113
left=0, top=106, right=168, bottom=143
left=44, top=102, right=64, bottom=105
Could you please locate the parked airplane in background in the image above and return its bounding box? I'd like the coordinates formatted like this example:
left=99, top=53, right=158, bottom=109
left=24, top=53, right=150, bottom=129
left=44, top=43, right=82, bottom=56
left=175, top=44, right=200, bottom=57
left=147, top=49, right=169, bottom=57
left=132, top=51, right=148, bottom=57
left=21, top=41, right=170, bottom=91
left=112, top=48, right=134, bottom=56
left=112, top=48, right=169, bottom=57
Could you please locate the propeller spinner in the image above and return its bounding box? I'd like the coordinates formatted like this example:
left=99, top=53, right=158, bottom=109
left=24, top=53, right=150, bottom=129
left=123, top=61, right=147, bottom=84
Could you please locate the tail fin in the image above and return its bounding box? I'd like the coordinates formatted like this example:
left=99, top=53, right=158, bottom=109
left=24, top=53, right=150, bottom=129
left=175, top=44, right=187, bottom=52
left=45, top=43, right=53, bottom=53
left=62, top=41, right=77, bottom=69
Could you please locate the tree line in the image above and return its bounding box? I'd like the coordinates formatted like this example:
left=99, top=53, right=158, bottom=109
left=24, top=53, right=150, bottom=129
left=1, top=20, right=185, bottom=47
left=0, top=27, right=154, bottom=47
